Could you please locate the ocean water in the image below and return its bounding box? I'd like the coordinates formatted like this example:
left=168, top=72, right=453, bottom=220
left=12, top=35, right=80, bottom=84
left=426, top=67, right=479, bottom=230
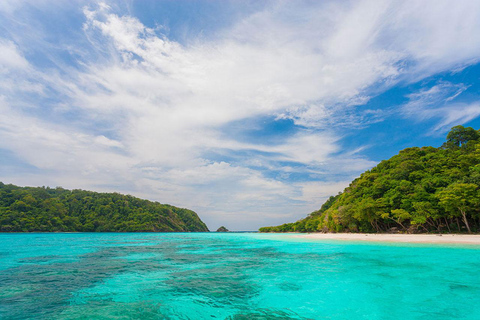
left=0, top=233, right=479, bottom=319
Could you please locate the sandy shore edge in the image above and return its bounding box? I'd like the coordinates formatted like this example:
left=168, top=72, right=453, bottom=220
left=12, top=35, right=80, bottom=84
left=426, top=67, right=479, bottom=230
left=295, top=233, right=480, bottom=244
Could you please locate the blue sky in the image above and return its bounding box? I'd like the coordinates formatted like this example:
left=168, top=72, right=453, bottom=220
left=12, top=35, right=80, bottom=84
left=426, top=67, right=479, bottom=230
left=1, top=0, right=480, bottom=230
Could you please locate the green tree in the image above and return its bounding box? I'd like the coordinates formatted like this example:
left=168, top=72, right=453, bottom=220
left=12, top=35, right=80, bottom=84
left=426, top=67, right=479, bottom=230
left=437, top=183, right=479, bottom=233
left=446, top=125, right=479, bottom=147
left=0, top=183, right=209, bottom=232
left=388, top=209, right=411, bottom=230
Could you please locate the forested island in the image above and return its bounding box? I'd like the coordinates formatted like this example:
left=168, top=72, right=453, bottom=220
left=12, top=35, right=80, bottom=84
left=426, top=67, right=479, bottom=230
left=0, top=184, right=209, bottom=232
left=260, top=126, right=480, bottom=234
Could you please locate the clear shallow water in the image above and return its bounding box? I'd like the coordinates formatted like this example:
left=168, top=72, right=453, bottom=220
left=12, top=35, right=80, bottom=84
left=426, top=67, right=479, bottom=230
left=0, top=233, right=479, bottom=319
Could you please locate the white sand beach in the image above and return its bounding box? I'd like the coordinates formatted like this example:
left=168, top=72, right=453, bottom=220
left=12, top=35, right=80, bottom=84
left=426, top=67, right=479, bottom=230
left=296, top=233, right=480, bottom=244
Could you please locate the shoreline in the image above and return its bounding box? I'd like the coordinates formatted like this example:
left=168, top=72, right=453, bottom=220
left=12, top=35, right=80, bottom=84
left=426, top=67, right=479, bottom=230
left=294, top=233, right=480, bottom=244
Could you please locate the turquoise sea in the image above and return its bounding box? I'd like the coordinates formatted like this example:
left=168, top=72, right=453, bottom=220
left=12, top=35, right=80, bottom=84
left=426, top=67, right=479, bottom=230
left=0, top=233, right=479, bottom=319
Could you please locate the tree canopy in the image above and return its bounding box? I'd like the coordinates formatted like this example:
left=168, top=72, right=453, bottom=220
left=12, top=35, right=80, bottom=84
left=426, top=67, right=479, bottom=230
left=260, top=125, right=480, bottom=234
left=446, top=125, right=480, bottom=147
left=0, top=184, right=209, bottom=232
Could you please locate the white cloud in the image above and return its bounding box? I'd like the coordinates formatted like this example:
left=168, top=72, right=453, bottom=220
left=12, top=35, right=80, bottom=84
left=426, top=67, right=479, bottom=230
left=0, top=98, right=129, bottom=174
left=387, top=1, right=480, bottom=78
left=0, top=40, right=29, bottom=70
left=1, top=0, right=480, bottom=229
left=401, top=82, right=479, bottom=133
left=432, top=103, right=480, bottom=132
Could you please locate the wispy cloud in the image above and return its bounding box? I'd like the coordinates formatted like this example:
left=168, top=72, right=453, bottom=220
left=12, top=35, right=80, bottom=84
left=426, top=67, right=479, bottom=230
left=0, top=40, right=29, bottom=70
left=432, top=103, right=480, bottom=132
left=401, top=82, right=480, bottom=133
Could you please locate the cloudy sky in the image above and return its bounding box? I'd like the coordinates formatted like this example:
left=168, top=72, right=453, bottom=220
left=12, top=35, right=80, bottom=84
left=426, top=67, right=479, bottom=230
left=1, top=0, right=480, bottom=230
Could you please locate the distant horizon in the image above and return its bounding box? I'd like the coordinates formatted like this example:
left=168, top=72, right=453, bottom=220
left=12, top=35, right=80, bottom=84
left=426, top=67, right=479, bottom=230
left=1, top=0, right=480, bottom=230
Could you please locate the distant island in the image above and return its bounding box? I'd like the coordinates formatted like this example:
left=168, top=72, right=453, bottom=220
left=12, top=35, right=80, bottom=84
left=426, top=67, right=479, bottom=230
left=0, top=183, right=209, bottom=232
left=216, top=226, right=229, bottom=232
left=260, top=125, right=480, bottom=234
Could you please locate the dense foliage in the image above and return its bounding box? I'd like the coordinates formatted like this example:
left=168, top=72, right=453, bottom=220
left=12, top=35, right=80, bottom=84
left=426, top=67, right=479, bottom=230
left=0, top=184, right=209, bottom=232
left=260, top=126, right=480, bottom=233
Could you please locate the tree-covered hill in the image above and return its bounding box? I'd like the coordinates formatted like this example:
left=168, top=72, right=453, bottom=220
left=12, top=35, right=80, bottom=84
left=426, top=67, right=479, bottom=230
left=260, top=126, right=480, bottom=234
left=0, top=184, right=209, bottom=232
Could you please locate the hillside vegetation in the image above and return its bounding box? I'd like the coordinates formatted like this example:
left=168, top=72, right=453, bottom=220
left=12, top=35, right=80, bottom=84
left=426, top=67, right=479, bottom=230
left=0, top=184, right=209, bottom=232
left=260, top=126, right=480, bottom=233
